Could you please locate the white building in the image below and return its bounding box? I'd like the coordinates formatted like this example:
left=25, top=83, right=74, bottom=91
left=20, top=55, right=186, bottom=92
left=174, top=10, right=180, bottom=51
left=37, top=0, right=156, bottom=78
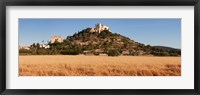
left=40, top=44, right=50, bottom=49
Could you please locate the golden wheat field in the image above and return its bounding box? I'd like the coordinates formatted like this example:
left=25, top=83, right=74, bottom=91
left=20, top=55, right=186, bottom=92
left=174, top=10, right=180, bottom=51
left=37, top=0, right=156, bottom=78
left=19, top=55, right=181, bottom=76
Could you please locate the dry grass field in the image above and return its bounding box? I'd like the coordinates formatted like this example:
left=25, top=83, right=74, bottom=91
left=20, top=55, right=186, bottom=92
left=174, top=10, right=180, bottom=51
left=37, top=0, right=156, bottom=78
left=19, top=55, right=181, bottom=76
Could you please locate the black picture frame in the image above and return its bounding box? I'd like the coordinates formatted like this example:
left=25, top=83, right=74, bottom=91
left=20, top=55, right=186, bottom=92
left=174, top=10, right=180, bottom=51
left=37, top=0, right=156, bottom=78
left=0, top=0, right=200, bottom=95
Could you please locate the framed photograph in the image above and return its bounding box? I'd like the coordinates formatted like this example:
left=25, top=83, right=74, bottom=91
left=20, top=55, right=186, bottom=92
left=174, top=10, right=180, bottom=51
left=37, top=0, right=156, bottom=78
left=0, top=0, right=200, bottom=95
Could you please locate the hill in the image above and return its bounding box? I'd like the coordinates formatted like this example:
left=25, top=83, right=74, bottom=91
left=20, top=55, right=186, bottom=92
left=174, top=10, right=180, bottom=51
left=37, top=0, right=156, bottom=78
left=47, top=28, right=181, bottom=56
left=153, top=46, right=180, bottom=51
left=20, top=25, right=181, bottom=56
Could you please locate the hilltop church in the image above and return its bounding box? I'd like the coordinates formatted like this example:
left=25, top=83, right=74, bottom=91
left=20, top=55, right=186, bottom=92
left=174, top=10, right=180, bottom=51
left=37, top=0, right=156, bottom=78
left=90, top=23, right=111, bottom=33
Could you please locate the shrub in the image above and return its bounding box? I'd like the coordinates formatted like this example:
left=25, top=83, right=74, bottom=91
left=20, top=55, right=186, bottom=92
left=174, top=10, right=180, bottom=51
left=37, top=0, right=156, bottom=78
left=151, top=52, right=169, bottom=56
left=60, top=50, right=79, bottom=55
left=19, top=49, right=31, bottom=55
left=107, top=50, right=120, bottom=56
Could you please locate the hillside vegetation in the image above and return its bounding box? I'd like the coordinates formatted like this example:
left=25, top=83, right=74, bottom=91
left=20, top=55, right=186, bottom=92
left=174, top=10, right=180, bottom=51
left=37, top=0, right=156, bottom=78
left=19, top=28, right=181, bottom=56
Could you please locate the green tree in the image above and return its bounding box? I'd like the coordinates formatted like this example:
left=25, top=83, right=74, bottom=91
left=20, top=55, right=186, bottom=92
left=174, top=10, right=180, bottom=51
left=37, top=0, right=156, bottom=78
left=107, top=49, right=120, bottom=56
left=19, top=49, right=31, bottom=55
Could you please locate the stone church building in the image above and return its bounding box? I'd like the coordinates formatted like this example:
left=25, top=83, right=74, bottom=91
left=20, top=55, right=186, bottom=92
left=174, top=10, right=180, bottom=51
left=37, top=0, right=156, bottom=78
left=50, top=36, right=63, bottom=43
left=90, top=23, right=110, bottom=33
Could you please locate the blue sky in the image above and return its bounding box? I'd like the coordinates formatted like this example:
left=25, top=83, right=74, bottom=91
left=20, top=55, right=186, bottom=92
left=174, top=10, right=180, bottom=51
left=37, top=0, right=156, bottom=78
left=19, top=19, right=181, bottom=49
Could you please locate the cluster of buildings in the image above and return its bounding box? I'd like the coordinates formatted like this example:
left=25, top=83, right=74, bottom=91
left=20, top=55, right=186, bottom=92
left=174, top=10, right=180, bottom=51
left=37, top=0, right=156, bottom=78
left=19, top=36, right=63, bottom=50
